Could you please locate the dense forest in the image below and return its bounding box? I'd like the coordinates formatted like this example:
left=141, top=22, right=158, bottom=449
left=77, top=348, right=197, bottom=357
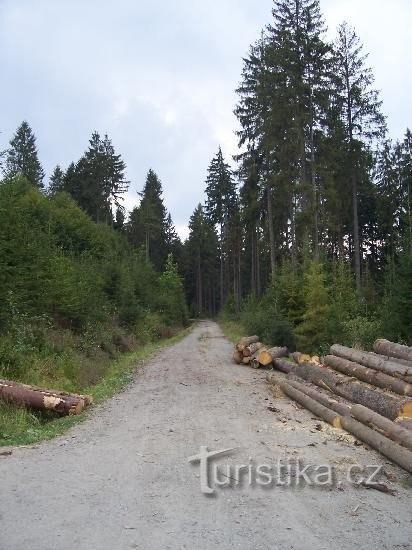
left=0, top=0, right=411, bottom=407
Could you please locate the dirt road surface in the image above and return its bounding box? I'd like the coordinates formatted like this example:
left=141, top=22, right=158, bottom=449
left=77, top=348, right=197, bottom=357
left=1, top=321, right=411, bottom=550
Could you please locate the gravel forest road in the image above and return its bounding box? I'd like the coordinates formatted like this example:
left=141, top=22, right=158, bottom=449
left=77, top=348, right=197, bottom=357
left=1, top=320, right=411, bottom=550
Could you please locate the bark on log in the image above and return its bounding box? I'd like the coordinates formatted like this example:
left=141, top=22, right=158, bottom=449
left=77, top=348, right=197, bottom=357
left=286, top=378, right=351, bottom=416
left=330, top=344, right=412, bottom=381
left=273, top=358, right=412, bottom=420
left=236, top=335, right=259, bottom=352
left=279, top=381, right=342, bottom=428
left=350, top=404, right=412, bottom=451
left=243, top=342, right=264, bottom=357
left=0, top=380, right=85, bottom=415
left=273, top=358, right=295, bottom=374
left=257, top=347, right=288, bottom=367
left=233, top=350, right=243, bottom=364
left=324, top=355, right=412, bottom=397
left=395, top=417, right=412, bottom=431
left=374, top=339, right=412, bottom=362
left=340, top=415, right=412, bottom=473
left=0, top=379, right=92, bottom=406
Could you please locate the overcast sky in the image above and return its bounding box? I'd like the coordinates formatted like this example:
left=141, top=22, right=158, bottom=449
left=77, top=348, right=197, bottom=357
left=0, top=0, right=410, bottom=238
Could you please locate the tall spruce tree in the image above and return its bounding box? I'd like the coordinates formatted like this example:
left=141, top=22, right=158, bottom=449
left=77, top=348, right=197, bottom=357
left=69, top=132, right=129, bottom=224
left=204, top=147, right=239, bottom=308
left=48, top=165, right=65, bottom=194
left=127, top=169, right=171, bottom=270
left=333, top=22, right=386, bottom=290
left=184, top=204, right=219, bottom=316
left=4, top=121, right=44, bottom=188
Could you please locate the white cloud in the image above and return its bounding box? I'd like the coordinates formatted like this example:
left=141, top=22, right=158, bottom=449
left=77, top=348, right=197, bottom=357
left=0, top=0, right=410, bottom=239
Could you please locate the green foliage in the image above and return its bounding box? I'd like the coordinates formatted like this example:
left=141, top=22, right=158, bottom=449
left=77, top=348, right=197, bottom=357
left=0, top=177, right=188, bottom=391
left=382, top=250, right=412, bottom=344
left=240, top=285, right=296, bottom=350
left=158, top=255, right=188, bottom=327
left=3, top=121, right=44, bottom=187
left=295, top=261, right=331, bottom=353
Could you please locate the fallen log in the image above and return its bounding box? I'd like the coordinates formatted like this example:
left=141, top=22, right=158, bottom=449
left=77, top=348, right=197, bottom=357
left=257, top=347, right=288, bottom=367
left=243, top=342, right=264, bottom=357
left=324, top=355, right=412, bottom=397
left=330, top=344, right=412, bottom=381
left=340, top=416, right=412, bottom=474
left=285, top=378, right=351, bottom=417
left=350, top=404, right=412, bottom=451
left=273, top=358, right=295, bottom=374
left=242, top=356, right=251, bottom=365
left=374, top=339, right=412, bottom=362
left=279, top=381, right=342, bottom=428
left=395, top=417, right=412, bottom=431
left=233, top=350, right=243, bottom=364
left=291, top=352, right=311, bottom=364
left=0, top=380, right=85, bottom=415
left=273, top=358, right=412, bottom=420
left=236, top=335, right=259, bottom=352
left=0, top=379, right=93, bottom=407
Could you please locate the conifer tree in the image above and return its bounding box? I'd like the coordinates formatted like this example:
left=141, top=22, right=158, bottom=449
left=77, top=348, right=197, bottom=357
left=184, top=204, right=219, bottom=316
left=4, top=121, right=44, bottom=188
left=127, top=169, right=171, bottom=270
left=333, top=22, right=386, bottom=290
left=205, top=147, right=238, bottom=307
left=48, top=165, right=65, bottom=194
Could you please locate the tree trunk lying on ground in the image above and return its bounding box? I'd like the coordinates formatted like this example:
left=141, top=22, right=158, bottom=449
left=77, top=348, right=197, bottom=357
left=272, top=358, right=412, bottom=420
left=0, top=379, right=88, bottom=415
left=350, top=404, right=412, bottom=451
left=395, top=417, right=412, bottom=431
left=290, top=352, right=311, bottom=365
left=285, top=378, right=352, bottom=417
left=242, top=342, right=264, bottom=357
left=279, top=380, right=342, bottom=428
left=374, top=339, right=412, bottom=362
left=236, top=335, right=259, bottom=352
left=324, top=355, right=412, bottom=397
left=340, top=415, right=412, bottom=473
left=233, top=350, right=243, bottom=364
left=330, top=344, right=412, bottom=382
left=256, top=347, right=288, bottom=367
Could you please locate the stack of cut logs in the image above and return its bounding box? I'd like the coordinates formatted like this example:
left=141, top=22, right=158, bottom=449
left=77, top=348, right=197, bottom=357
left=0, top=379, right=93, bottom=415
left=234, top=336, right=412, bottom=473
left=233, top=335, right=288, bottom=369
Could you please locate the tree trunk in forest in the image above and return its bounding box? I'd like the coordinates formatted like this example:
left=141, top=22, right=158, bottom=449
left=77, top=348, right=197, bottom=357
left=330, top=344, right=412, bottom=381
left=324, top=355, right=412, bottom=396
left=310, top=121, right=319, bottom=258
left=351, top=167, right=361, bottom=292
left=350, top=404, right=412, bottom=451
left=272, top=358, right=412, bottom=420
left=0, top=380, right=86, bottom=415
left=373, top=339, right=412, bottom=363
left=266, top=181, right=276, bottom=282
left=340, top=416, right=412, bottom=473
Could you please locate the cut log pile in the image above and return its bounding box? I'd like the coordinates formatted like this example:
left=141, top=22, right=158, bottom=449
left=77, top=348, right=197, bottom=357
left=233, top=336, right=288, bottom=368
left=233, top=336, right=412, bottom=472
left=0, top=379, right=93, bottom=415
